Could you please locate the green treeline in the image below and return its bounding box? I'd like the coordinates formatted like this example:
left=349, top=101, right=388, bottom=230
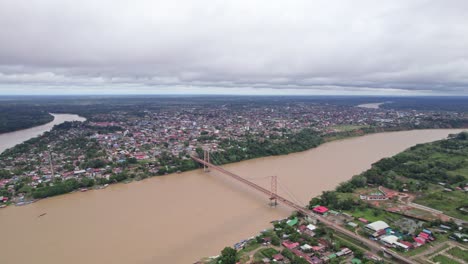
left=32, top=178, right=95, bottom=199
left=204, top=128, right=323, bottom=165
left=0, top=106, right=53, bottom=133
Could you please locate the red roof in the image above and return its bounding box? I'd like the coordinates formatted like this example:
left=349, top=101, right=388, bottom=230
left=311, top=245, right=325, bottom=251
left=313, top=206, right=329, bottom=214
left=299, top=225, right=307, bottom=232
left=400, top=241, right=413, bottom=248
left=414, top=237, right=426, bottom=245
left=358, top=218, right=369, bottom=223
left=419, top=232, right=429, bottom=239
left=273, top=254, right=284, bottom=261
left=282, top=241, right=300, bottom=249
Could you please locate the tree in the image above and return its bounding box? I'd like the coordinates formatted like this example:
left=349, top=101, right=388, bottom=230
left=127, top=157, right=137, bottom=164
left=292, top=256, right=310, bottom=264
left=456, top=131, right=468, bottom=140
left=308, top=197, right=321, bottom=209
left=218, top=247, right=237, bottom=264
left=0, top=169, right=12, bottom=179
left=271, top=235, right=281, bottom=246
left=321, top=191, right=338, bottom=207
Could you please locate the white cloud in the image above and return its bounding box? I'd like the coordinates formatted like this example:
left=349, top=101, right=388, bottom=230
left=0, top=0, right=467, bottom=95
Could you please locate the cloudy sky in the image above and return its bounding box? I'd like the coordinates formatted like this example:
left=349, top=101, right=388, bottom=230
left=0, top=0, right=467, bottom=95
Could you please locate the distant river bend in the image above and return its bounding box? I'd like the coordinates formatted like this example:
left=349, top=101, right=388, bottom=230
left=0, top=113, right=86, bottom=154
left=0, top=128, right=465, bottom=264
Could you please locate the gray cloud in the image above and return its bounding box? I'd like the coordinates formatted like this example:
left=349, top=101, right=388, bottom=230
left=0, top=0, right=467, bottom=95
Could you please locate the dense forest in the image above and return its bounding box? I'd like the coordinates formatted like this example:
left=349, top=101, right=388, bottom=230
left=0, top=105, right=53, bottom=133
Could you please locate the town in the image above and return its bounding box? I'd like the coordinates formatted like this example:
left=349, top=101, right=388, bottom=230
left=1, top=100, right=467, bottom=205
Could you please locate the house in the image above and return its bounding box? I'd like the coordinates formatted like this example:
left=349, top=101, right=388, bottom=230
left=74, top=170, right=86, bottom=175
left=399, top=241, right=413, bottom=249
left=298, top=225, right=307, bottom=233
left=311, top=245, right=325, bottom=252
left=365, top=221, right=389, bottom=233
left=287, top=217, right=298, bottom=226
left=414, top=237, right=426, bottom=245
left=394, top=242, right=410, bottom=251
left=358, top=218, right=369, bottom=224
left=310, top=256, right=323, bottom=264
left=282, top=240, right=299, bottom=249
left=262, top=237, right=272, bottom=244
left=313, top=206, right=329, bottom=215
left=380, top=235, right=398, bottom=246
left=273, top=254, right=284, bottom=262
left=336, top=247, right=352, bottom=257
left=300, top=244, right=312, bottom=251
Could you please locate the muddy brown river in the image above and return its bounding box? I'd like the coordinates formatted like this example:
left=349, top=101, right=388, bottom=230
left=0, top=129, right=465, bottom=264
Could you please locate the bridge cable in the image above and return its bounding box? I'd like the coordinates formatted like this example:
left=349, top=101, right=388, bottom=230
left=277, top=179, right=304, bottom=206
left=206, top=153, right=304, bottom=205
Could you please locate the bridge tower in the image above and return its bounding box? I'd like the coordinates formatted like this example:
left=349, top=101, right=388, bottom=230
left=269, top=176, right=277, bottom=207
left=203, top=150, right=210, bottom=172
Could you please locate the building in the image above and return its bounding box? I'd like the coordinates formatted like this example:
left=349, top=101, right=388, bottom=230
left=365, top=221, right=389, bottom=232
left=282, top=241, right=299, bottom=249
left=312, top=206, right=329, bottom=215
left=380, top=235, right=398, bottom=246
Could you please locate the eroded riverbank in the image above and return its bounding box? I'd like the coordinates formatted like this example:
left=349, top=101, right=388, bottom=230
left=0, top=129, right=464, bottom=264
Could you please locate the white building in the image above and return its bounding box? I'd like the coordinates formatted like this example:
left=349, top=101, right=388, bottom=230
left=381, top=235, right=398, bottom=246
left=365, top=220, right=389, bottom=232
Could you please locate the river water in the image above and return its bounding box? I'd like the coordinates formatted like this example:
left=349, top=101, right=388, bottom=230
left=0, top=113, right=86, bottom=154
left=0, top=128, right=465, bottom=264
left=357, top=102, right=385, bottom=109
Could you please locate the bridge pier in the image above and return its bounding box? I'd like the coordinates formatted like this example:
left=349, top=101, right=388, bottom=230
left=269, top=176, right=277, bottom=207
left=203, top=150, right=210, bottom=172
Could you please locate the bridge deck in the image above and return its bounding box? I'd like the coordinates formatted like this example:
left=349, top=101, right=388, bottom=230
left=191, top=155, right=417, bottom=264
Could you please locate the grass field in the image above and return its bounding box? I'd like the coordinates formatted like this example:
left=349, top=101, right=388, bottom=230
left=253, top=248, right=279, bottom=261
left=344, top=207, right=402, bottom=223
left=447, top=247, right=468, bottom=261
left=432, top=254, right=461, bottom=264
left=414, top=184, right=468, bottom=220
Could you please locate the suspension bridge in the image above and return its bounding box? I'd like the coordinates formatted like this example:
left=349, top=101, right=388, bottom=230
left=192, top=150, right=417, bottom=264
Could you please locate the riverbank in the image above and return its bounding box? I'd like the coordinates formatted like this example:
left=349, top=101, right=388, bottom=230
left=0, top=129, right=464, bottom=264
